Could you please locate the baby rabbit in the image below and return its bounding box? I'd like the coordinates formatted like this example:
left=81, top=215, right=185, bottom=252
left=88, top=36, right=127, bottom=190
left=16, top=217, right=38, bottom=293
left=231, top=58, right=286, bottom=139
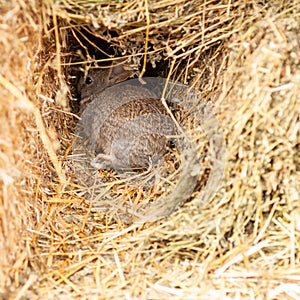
left=77, top=60, right=175, bottom=170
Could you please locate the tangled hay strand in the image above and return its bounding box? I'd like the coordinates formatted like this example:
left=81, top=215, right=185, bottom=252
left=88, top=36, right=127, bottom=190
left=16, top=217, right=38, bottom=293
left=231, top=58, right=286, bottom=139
left=0, top=0, right=300, bottom=299
left=215, top=15, right=300, bottom=268
left=0, top=0, right=43, bottom=292
left=57, top=0, right=264, bottom=78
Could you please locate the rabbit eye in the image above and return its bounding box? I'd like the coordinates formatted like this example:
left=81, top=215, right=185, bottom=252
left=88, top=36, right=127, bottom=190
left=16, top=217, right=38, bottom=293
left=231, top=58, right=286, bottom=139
left=85, top=77, right=93, bottom=85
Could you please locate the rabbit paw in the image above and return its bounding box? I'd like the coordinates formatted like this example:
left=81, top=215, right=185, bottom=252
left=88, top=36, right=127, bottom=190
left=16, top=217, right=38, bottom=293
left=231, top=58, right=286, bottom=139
left=91, top=153, right=113, bottom=169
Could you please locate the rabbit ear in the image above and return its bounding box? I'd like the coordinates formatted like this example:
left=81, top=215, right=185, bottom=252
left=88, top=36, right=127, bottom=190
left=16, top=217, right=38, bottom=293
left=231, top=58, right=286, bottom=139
left=107, top=59, right=133, bottom=85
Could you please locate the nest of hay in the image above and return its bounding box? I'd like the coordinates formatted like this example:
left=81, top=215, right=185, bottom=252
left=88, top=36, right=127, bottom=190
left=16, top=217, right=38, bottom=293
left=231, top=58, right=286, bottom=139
left=1, top=0, right=299, bottom=298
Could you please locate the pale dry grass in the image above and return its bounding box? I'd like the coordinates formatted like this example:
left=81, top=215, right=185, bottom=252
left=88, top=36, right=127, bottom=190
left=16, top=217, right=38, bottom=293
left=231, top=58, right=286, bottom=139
left=0, top=0, right=299, bottom=299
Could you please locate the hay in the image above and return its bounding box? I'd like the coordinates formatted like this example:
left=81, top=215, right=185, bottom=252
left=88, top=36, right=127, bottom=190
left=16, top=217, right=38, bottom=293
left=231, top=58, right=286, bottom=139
left=0, top=0, right=300, bottom=299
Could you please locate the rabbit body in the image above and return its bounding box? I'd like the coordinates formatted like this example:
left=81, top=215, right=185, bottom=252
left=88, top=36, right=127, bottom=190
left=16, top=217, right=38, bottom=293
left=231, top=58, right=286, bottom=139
left=78, top=64, right=175, bottom=169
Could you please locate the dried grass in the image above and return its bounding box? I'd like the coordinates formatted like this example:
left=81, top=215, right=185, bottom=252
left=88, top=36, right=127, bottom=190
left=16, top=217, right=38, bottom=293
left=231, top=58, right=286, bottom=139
left=0, top=0, right=299, bottom=299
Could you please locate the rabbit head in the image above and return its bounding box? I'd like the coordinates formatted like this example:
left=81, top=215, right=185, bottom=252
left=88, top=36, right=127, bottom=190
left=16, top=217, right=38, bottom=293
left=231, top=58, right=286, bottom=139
left=78, top=59, right=134, bottom=110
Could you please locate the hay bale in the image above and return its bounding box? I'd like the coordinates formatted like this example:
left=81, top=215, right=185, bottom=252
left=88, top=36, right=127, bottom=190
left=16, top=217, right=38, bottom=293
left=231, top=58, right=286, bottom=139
left=0, top=0, right=299, bottom=298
